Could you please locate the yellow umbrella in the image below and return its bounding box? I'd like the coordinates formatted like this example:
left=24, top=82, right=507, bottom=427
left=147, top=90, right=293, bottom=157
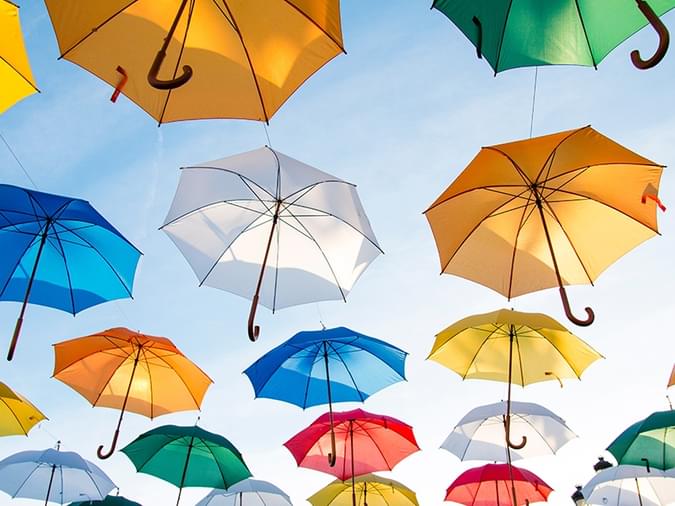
left=308, top=474, right=419, bottom=506
left=424, top=126, right=664, bottom=326
left=0, top=382, right=46, bottom=436
left=0, top=0, right=38, bottom=114
left=44, top=0, right=344, bottom=123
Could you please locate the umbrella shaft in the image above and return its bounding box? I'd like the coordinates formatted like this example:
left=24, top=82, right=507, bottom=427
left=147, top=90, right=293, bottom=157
left=350, top=421, right=356, bottom=506
left=45, top=464, right=56, bottom=506
left=534, top=198, right=564, bottom=287
left=176, top=436, right=195, bottom=506
left=253, top=201, right=281, bottom=298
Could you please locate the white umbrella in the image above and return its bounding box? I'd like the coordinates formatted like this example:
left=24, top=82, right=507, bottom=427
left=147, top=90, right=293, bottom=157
left=196, top=479, right=292, bottom=506
left=442, top=400, right=576, bottom=461
left=582, top=465, right=675, bottom=506
left=162, top=146, right=382, bottom=341
left=0, top=446, right=116, bottom=504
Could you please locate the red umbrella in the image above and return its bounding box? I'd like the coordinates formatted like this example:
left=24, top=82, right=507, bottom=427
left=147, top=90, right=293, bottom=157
left=445, top=464, right=553, bottom=506
left=284, top=408, right=419, bottom=505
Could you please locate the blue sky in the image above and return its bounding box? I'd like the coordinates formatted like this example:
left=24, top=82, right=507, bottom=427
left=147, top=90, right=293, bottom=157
left=2, top=1, right=675, bottom=505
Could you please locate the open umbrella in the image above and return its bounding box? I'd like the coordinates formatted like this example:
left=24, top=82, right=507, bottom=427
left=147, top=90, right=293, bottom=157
left=582, top=465, right=675, bottom=506
left=432, top=0, right=675, bottom=71
left=442, top=400, right=577, bottom=462
left=121, top=425, right=251, bottom=506
left=0, top=184, right=141, bottom=361
left=44, top=0, right=344, bottom=123
left=0, top=444, right=116, bottom=505
left=607, top=410, right=675, bottom=471
left=424, top=126, right=664, bottom=326
left=69, top=496, right=142, bottom=506
left=445, top=463, right=553, bottom=506
left=196, top=479, right=292, bottom=506
left=53, top=327, right=213, bottom=459
left=1, top=0, right=38, bottom=114
left=285, top=409, right=420, bottom=506
left=668, top=365, right=675, bottom=388
left=308, top=474, right=419, bottom=506
left=0, top=381, right=47, bottom=436
left=161, top=147, right=382, bottom=341
left=244, top=326, right=407, bottom=466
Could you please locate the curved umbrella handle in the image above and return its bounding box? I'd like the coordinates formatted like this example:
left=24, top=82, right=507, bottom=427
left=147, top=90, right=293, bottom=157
left=642, top=457, right=651, bottom=473
left=327, top=425, right=337, bottom=467
left=631, top=0, right=670, bottom=69
left=559, top=286, right=595, bottom=326
left=148, top=49, right=193, bottom=90
left=505, top=415, right=527, bottom=450
left=97, top=429, right=120, bottom=460
left=248, top=294, right=260, bottom=342
left=472, top=16, right=483, bottom=59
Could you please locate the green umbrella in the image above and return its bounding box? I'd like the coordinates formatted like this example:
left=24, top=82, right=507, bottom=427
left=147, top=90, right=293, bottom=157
left=121, top=425, right=251, bottom=506
left=432, top=0, right=675, bottom=72
left=69, top=496, right=142, bottom=505
left=607, top=410, right=675, bottom=471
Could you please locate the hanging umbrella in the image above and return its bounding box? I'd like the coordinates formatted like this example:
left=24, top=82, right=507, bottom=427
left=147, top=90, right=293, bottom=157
left=0, top=444, right=116, bottom=505
left=442, top=400, right=577, bottom=462
left=44, top=0, right=344, bottom=123
left=308, top=474, right=419, bottom=506
left=69, top=496, right=142, bottom=506
left=424, top=126, right=664, bottom=326
left=121, top=425, right=251, bottom=506
left=53, top=327, right=213, bottom=459
left=244, top=326, right=407, bottom=465
left=161, top=147, right=382, bottom=341
left=607, top=410, right=675, bottom=471
left=582, top=465, right=675, bottom=506
left=668, top=365, right=675, bottom=388
left=0, top=381, right=47, bottom=436
left=432, top=0, right=675, bottom=71
left=445, top=463, right=553, bottom=506
left=0, top=0, right=38, bottom=114
left=0, top=184, right=141, bottom=361
left=196, top=479, right=291, bottom=506
left=285, top=408, right=420, bottom=506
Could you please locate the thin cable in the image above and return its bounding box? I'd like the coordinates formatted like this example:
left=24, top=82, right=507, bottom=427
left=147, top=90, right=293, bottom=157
left=529, top=67, right=538, bottom=138
left=0, top=132, right=38, bottom=189
left=315, top=303, right=326, bottom=329
left=263, top=122, right=272, bottom=147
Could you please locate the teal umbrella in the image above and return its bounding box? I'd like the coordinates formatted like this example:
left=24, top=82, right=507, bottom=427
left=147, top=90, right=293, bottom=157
left=432, top=0, right=675, bottom=71
left=70, top=496, right=141, bottom=505
left=607, top=410, right=675, bottom=471
left=121, top=425, right=251, bottom=506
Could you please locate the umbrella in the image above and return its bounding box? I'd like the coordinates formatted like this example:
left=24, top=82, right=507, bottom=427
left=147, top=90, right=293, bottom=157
left=0, top=184, right=141, bottom=361
left=0, top=444, right=116, bottom=505
left=121, top=425, right=251, bottom=506
left=424, top=126, right=664, bottom=326
left=607, top=410, right=675, bottom=470
left=53, top=327, right=213, bottom=459
left=0, top=0, right=38, bottom=114
left=582, top=465, right=675, bottom=506
left=442, top=400, right=576, bottom=462
left=308, top=474, right=419, bottom=506
left=668, top=365, right=675, bottom=388
left=432, top=0, right=675, bottom=71
left=69, top=496, right=142, bottom=506
left=0, top=381, right=47, bottom=436
left=161, top=147, right=382, bottom=341
left=196, top=479, right=291, bottom=506
left=284, top=408, right=420, bottom=506
left=445, top=463, right=553, bottom=506
left=243, top=326, right=407, bottom=465
left=44, top=0, right=344, bottom=123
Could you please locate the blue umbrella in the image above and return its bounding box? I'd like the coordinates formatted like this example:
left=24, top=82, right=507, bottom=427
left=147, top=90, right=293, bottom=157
left=243, top=326, right=407, bottom=466
left=0, top=184, right=141, bottom=360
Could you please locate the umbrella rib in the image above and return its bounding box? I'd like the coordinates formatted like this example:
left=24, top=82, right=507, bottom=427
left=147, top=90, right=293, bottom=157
left=458, top=326, right=504, bottom=380
left=0, top=55, right=39, bottom=93
left=519, top=415, right=559, bottom=453
left=484, top=147, right=533, bottom=186
left=146, top=348, right=206, bottom=410
left=85, top=467, right=106, bottom=501
left=133, top=434, right=187, bottom=471
left=11, top=461, right=46, bottom=497
left=0, top=395, right=30, bottom=435
left=534, top=127, right=588, bottom=183
left=507, top=190, right=535, bottom=299
left=0, top=232, right=38, bottom=298
left=574, top=0, right=597, bottom=67
left=327, top=341, right=365, bottom=402
left=53, top=334, right=128, bottom=374
left=302, top=343, right=324, bottom=408
left=353, top=419, right=394, bottom=470
left=202, top=441, right=234, bottom=489
left=91, top=354, right=132, bottom=408
left=161, top=198, right=274, bottom=229
left=541, top=168, right=590, bottom=199
left=50, top=227, right=77, bottom=315
left=280, top=0, right=345, bottom=52
left=493, top=0, right=515, bottom=73
left=284, top=179, right=356, bottom=204
left=531, top=328, right=583, bottom=379
left=425, top=184, right=528, bottom=213
left=176, top=166, right=276, bottom=201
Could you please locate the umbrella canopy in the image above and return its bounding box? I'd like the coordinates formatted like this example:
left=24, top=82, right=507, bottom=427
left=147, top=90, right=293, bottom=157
left=308, top=474, right=419, bottom=506
left=442, top=400, right=576, bottom=462
left=196, top=479, right=291, bottom=506
left=607, top=410, right=675, bottom=470
left=69, top=496, right=142, bottom=506
left=445, top=463, right=553, bottom=506
left=432, top=0, right=675, bottom=71
left=0, top=381, right=47, bottom=436
left=121, top=425, right=251, bottom=506
left=424, top=126, right=664, bottom=327
left=161, top=147, right=382, bottom=341
left=44, top=0, right=344, bottom=123
left=0, top=184, right=141, bottom=360
left=668, top=364, right=675, bottom=388
left=582, top=465, right=675, bottom=506
left=1, top=0, right=38, bottom=114
left=0, top=446, right=116, bottom=504
left=53, top=327, right=213, bottom=459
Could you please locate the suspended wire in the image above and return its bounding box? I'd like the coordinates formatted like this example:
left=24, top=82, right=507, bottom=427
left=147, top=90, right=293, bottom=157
left=315, top=302, right=326, bottom=330
left=529, top=67, right=539, bottom=138
left=0, top=132, right=38, bottom=189
left=263, top=122, right=272, bottom=148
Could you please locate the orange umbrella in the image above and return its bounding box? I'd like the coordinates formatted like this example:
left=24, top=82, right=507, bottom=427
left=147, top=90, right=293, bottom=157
left=668, top=364, right=675, bottom=388
left=53, top=327, right=213, bottom=459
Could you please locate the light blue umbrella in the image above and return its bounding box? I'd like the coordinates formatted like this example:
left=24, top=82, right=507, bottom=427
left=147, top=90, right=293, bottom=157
left=243, top=326, right=407, bottom=465
left=196, top=479, right=292, bottom=506
left=0, top=445, right=116, bottom=504
left=0, top=184, right=141, bottom=360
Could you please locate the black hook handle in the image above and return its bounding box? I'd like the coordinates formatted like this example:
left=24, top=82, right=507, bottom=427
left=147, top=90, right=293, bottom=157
left=559, top=286, right=595, bottom=326
left=327, top=426, right=337, bottom=466
left=472, top=16, right=483, bottom=59
left=97, top=429, right=120, bottom=460
left=148, top=49, right=193, bottom=90
left=632, top=0, right=670, bottom=69
left=247, top=294, right=260, bottom=342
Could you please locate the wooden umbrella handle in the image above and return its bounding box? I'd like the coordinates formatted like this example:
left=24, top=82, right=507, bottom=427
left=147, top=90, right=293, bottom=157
left=632, top=0, right=670, bottom=69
